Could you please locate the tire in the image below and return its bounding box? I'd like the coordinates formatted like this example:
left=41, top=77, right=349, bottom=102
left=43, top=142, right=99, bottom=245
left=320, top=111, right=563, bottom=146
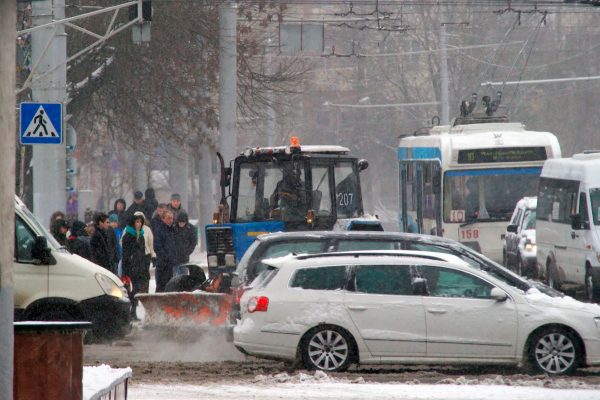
left=516, top=256, right=523, bottom=277
left=546, top=262, right=560, bottom=290
left=301, top=326, right=353, bottom=372
left=27, top=304, right=80, bottom=321
left=585, top=267, right=599, bottom=303
left=529, top=328, right=580, bottom=375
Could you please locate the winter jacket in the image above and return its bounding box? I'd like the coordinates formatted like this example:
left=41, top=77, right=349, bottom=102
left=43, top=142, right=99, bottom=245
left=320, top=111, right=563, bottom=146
left=125, top=201, right=147, bottom=222
left=90, top=226, right=119, bottom=274
left=142, top=224, right=156, bottom=258
left=67, top=221, right=92, bottom=261
left=144, top=188, right=158, bottom=220
left=153, top=219, right=176, bottom=269
left=174, top=223, right=198, bottom=265
left=121, top=226, right=147, bottom=281
left=110, top=198, right=127, bottom=229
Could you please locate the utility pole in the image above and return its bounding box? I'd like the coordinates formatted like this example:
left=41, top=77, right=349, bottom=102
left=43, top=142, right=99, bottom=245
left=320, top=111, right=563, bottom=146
left=439, top=20, right=450, bottom=125
left=218, top=0, right=238, bottom=165
left=31, top=0, right=67, bottom=227
left=0, top=0, right=17, bottom=397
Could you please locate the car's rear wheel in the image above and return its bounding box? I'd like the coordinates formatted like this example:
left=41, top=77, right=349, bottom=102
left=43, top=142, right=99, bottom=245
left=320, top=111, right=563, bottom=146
left=529, top=328, right=580, bottom=375
left=301, top=326, right=353, bottom=372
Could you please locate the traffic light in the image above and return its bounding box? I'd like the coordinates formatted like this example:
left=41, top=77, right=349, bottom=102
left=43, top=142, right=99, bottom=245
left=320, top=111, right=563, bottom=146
left=129, top=0, right=152, bottom=22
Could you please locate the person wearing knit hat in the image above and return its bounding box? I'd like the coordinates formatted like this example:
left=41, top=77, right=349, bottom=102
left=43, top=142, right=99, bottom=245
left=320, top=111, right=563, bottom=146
left=167, top=192, right=186, bottom=221
left=173, top=211, right=197, bottom=268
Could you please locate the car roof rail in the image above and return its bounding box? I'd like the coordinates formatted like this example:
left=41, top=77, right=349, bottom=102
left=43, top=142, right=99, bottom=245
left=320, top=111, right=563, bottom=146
left=294, top=250, right=449, bottom=262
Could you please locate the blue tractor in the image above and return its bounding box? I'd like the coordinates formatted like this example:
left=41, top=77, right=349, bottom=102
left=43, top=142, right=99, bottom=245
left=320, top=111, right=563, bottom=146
left=205, top=138, right=383, bottom=282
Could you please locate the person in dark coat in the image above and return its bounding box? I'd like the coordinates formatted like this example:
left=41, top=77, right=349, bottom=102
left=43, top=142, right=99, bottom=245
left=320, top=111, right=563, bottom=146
left=67, top=220, right=92, bottom=260
left=144, top=188, right=158, bottom=222
left=121, top=214, right=147, bottom=319
left=151, top=203, right=167, bottom=233
left=153, top=209, right=176, bottom=292
left=109, top=198, right=127, bottom=229
left=166, top=193, right=186, bottom=221
left=173, top=211, right=197, bottom=267
left=124, top=191, right=146, bottom=223
left=90, top=212, right=118, bottom=274
left=51, top=218, right=69, bottom=247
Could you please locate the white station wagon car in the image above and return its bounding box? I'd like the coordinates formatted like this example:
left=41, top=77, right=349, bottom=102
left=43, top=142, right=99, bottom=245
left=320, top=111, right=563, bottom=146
left=233, top=251, right=600, bottom=375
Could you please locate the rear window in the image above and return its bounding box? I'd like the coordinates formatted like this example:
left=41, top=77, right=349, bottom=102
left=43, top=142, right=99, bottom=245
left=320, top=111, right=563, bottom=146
left=250, top=266, right=279, bottom=289
left=290, top=265, right=347, bottom=290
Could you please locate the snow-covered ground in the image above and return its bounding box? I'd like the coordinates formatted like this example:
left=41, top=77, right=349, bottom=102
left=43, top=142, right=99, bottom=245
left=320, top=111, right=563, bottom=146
left=128, top=371, right=600, bottom=399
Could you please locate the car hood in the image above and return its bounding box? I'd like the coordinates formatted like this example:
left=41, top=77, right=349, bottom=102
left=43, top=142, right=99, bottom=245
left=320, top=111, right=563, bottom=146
left=525, top=289, right=600, bottom=315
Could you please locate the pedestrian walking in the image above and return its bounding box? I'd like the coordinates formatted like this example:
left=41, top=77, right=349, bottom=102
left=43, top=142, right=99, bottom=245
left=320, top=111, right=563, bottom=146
left=153, top=209, right=176, bottom=292
left=51, top=218, right=69, bottom=247
left=109, top=213, right=123, bottom=274
left=144, top=188, right=158, bottom=221
left=151, top=203, right=167, bottom=233
left=67, top=220, right=92, bottom=261
left=125, top=191, right=146, bottom=222
left=166, top=193, right=186, bottom=221
left=174, top=211, right=197, bottom=267
left=121, top=214, right=147, bottom=320
left=134, top=211, right=155, bottom=288
left=90, top=212, right=119, bottom=274
left=109, top=198, right=127, bottom=229
left=66, top=190, right=79, bottom=223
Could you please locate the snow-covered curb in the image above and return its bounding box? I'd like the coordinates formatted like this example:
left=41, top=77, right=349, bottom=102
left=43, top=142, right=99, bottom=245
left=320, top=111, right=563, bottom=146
left=83, top=365, right=132, bottom=400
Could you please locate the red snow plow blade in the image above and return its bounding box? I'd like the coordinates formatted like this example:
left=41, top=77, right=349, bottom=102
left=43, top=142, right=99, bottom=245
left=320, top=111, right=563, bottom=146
left=136, top=291, right=233, bottom=328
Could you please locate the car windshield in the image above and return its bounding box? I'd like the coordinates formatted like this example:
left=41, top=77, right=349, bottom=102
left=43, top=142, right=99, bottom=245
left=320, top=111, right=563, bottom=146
left=443, top=168, right=540, bottom=223
left=523, top=210, right=536, bottom=230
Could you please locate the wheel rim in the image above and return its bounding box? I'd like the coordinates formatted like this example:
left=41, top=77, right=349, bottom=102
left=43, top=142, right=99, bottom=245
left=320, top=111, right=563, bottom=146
left=307, top=329, right=349, bottom=371
left=534, top=332, right=576, bottom=374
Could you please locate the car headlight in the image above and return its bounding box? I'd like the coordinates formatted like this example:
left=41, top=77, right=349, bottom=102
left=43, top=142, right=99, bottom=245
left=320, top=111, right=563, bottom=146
left=95, top=273, right=127, bottom=299
left=525, top=243, right=536, bottom=252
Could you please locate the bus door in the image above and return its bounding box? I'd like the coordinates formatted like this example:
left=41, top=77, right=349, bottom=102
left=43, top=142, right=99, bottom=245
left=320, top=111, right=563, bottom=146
left=399, top=160, right=441, bottom=235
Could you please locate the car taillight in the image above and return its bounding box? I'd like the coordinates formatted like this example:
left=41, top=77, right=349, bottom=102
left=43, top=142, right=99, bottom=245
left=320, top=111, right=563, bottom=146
left=248, top=296, right=269, bottom=313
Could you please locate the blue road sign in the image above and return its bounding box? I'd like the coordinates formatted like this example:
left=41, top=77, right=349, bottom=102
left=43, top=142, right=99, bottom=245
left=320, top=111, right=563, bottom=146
left=20, top=102, right=63, bottom=145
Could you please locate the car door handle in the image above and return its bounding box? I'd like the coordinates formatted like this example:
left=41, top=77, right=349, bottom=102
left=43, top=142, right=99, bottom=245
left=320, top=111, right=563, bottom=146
left=555, top=245, right=567, bottom=250
left=571, top=232, right=579, bottom=239
left=427, top=309, right=448, bottom=315
left=347, top=305, right=367, bottom=311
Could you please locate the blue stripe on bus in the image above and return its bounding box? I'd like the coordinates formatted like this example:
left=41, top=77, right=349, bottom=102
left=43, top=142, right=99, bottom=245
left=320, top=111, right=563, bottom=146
left=398, top=147, right=441, bottom=160
left=445, top=167, right=542, bottom=177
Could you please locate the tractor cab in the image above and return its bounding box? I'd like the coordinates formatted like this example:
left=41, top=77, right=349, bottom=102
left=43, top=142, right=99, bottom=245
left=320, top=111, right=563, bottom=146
left=206, top=138, right=378, bottom=279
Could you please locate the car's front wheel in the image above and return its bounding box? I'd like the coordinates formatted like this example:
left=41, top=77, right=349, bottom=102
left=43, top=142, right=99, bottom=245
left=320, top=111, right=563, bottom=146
left=529, top=328, right=581, bottom=375
left=301, top=325, right=353, bottom=372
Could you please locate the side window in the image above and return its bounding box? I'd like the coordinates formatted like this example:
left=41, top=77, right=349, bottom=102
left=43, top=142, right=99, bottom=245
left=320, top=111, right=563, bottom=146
left=419, top=265, right=493, bottom=299
left=15, top=216, right=35, bottom=263
left=579, top=193, right=590, bottom=227
left=290, top=266, right=347, bottom=290
left=311, top=165, right=332, bottom=216
left=354, top=265, right=412, bottom=295
left=337, top=240, right=398, bottom=251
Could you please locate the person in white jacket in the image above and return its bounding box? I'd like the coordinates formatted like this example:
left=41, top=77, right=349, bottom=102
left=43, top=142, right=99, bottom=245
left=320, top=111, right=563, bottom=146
left=133, top=211, right=157, bottom=291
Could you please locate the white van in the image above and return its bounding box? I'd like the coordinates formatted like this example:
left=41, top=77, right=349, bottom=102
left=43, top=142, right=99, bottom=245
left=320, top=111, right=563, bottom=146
left=536, top=152, right=600, bottom=302
left=13, top=196, right=131, bottom=339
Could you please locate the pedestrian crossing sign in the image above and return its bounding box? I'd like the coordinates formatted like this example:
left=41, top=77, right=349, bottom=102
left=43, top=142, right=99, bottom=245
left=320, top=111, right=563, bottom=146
left=20, top=102, right=63, bottom=145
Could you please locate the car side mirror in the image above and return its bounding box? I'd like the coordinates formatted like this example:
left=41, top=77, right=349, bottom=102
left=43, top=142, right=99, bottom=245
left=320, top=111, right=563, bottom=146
left=570, top=214, right=588, bottom=230
left=506, top=224, right=518, bottom=233
left=490, top=287, right=508, bottom=302
left=358, top=159, right=369, bottom=172
left=31, top=236, right=54, bottom=265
